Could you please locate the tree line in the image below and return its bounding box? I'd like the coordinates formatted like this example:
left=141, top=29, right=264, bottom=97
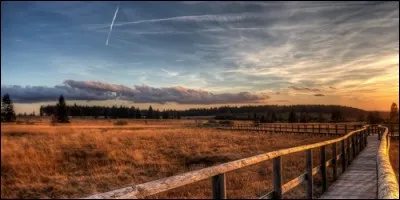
left=1, top=93, right=398, bottom=124
left=40, top=102, right=181, bottom=119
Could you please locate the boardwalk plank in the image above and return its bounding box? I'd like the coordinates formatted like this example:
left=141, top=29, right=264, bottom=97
left=319, top=136, right=379, bottom=199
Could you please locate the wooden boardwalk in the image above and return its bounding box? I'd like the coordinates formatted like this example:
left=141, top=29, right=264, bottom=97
left=320, top=136, right=379, bottom=199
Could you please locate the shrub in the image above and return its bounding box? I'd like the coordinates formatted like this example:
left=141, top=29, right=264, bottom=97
left=114, top=120, right=128, bottom=126
left=207, top=120, right=217, bottom=124
left=219, top=120, right=234, bottom=126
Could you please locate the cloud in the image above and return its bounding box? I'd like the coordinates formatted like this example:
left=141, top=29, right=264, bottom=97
left=288, top=86, right=320, bottom=92
left=106, top=3, right=120, bottom=46
left=161, top=68, right=179, bottom=77
left=1, top=80, right=270, bottom=104
left=314, top=94, right=325, bottom=97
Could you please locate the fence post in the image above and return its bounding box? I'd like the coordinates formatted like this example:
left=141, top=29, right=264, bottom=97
left=335, top=124, right=338, bottom=135
left=357, top=132, right=360, bottom=154
left=298, top=124, right=300, bottom=133
left=347, top=138, right=352, bottom=165
left=306, top=150, right=313, bottom=199
left=212, top=173, right=226, bottom=199
left=292, top=124, right=294, bottom=133
left=364, top=129, right=368, bottom=146
left=326, top=124, right=329, bottom=134
left=312, top=124, right=314, bottom=133
left=378, top=127, right=381, bottom=140
left=280, top=124, right=281, bottom=133
left=273, top=157, right=282, bottom=199
left=319, top=124, right=321, bottom=133
left=320, top=146, right=327, bottom=192
left=341, top=140, right=346, bottom=173
left=332, top=143, right=337, bottom=181
left=352, top=135, right=356, bottom=158
left=345, top=124, right=347, bottom=134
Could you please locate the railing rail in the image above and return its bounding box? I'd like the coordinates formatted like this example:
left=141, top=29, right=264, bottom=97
left=377, top=125, right=399, bottom=199
left=189, top=123, right=365, bottom=136
left=85, top=125, right=372, bottom=199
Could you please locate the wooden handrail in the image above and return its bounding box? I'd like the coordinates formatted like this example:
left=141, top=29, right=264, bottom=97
left=377, top=126, right=399, bottom=199
left=84, top=125, right=369, bottom=199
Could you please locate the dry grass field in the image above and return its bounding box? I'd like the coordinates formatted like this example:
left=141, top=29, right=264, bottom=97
left=390, top=139, right=399, bottom=182
left=1, top=118, right=340, bottom=199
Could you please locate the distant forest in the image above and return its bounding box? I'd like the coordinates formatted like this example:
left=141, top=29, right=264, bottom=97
left=38, top=104, right=374, bottom=122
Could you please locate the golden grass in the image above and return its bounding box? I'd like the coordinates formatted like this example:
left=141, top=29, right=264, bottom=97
left=389, top=139, right=399, bottom=182
left=1, top=118, right=339, bottom=199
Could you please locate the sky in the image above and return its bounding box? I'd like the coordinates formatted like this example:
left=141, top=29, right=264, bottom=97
left=1, top=1, right=399, bottom=114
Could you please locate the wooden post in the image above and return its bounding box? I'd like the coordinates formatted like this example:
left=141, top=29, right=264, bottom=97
left=356, top=133, right=359, bottom=155
left=273, top=157, right=282, bottom=199
left=212, top=174, right=226, bottom=199
left=292, top=124, right=294, bottom=133
left=335, top=124, right=338, bottom=135
left=306, top=150, right=313, bottom=199
left=332, top=143, right=337, bottom=181
left=352, top=135, right=356, bottom=159
left=364, top=130, right=368, bottom=146
left=318, top=124, right=321, bottom=133
left=391, top=124, right=394, bottom=136
left=378, top=127, right=382, bottom=140
left=348, top=137, right=352, bottom=165
left=312, top=124, right=314, bottom=133
left=298, top=124, right=300, bottom=133
left=320, top=146, right=327, bottom=192
left=305, top=124, right=307, bottom=134
left=326, top=124, right=329, bottom=134
left=341, top=140, right=346, bottom=173
left=279, top=124, right=281, bottom=133
left=344, top=124, right=347, bottom=134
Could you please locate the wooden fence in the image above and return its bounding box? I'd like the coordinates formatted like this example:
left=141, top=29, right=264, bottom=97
left=191, top=123, right=366, bottom=136
left=85, top=124, right=375, bottom=199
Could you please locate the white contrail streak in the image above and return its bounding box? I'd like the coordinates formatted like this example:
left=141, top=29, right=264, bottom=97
left=106, top=3, right=120, bottom=46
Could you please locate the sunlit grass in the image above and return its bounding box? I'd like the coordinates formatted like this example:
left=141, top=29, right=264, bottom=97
left=1, top=118, right=337, bottom=199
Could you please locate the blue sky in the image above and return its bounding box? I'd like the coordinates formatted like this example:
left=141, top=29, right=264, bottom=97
left=1, top=1, right=399, bottom=112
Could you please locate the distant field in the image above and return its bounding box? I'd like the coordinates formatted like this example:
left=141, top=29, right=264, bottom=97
left=390, top=139, right=399, bottom=182
left=1, top=118, right=340, bottom=199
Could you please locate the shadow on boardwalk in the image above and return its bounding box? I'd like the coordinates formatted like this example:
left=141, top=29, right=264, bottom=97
left=320, top=136, right=379, bottom=199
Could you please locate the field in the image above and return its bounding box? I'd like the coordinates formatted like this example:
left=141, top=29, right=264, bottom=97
left=390, top=139, right=399, bottom=182
left=2, top=118, right=341, bottom=199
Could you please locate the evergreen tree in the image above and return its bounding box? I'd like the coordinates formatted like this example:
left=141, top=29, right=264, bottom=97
left=331, top=109, right=343, bottom=122
left=271, top=111, right=277, bottom=122
left=390, top=102, right=398, bottom=120
left=300, top=112, right=309, bottom=123
left=147, top=105, right=153, bottom=119
left=40, top=106, right=44, bottom=116
left=317, top=112, right=325, bottom=123
left=154, top=109, right=160, bottom=119
left=135, top=109, right=142, bottom=119
left=55, top=95, right=69, bottom=123
left=288, top=110, right=297, bottom=123
left=162, top=110, right=169, bottom=119
left=367, top=111, right=383, bottom=124
left=1, top=94, right=16, bottom=122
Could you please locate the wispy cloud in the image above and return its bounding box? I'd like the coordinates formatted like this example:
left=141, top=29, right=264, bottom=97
left=161, top=68, right=179, bottom=77
left=288, top=86, right=320, bottom=92
left=314, top=94, right=325, bottom=97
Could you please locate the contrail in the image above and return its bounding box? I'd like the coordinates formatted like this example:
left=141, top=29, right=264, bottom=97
left=106, top=3, right=119, bottom=46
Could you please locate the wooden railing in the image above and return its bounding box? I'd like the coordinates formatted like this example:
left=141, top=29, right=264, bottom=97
left=377, top=125, right=399, bottom=199
left=85, top=125, right=373, bottom=199
left=192, top=123, right=366, bottom=136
